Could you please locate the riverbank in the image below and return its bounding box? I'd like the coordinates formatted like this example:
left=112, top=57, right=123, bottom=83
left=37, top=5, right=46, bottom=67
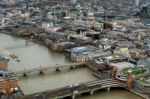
left=0, top=31, right=52, bottom=51
left=0, top=32, right=146, bottom=99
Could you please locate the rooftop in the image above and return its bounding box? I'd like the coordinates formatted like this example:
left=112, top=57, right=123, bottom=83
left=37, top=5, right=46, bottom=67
left=122, top=67, right=147, bottom=75
left=137, top=77, right=150, bottom=85
left=110, top=62, right=135, bottom=70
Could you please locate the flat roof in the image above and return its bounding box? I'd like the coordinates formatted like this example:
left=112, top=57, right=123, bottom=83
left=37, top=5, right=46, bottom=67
left=110, top=62, right=135, bottom=70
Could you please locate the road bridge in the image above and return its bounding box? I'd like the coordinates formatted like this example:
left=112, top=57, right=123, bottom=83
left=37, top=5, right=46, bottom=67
left=12, top=63, right=86, bottom=77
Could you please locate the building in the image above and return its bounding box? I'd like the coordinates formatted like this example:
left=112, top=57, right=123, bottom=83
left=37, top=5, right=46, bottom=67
left=86, top=12, right=95, bottom=30
left=0, top=54, right=9, bottom=71
left=0, top=0, right=19, bottom=4
left=65, top=46, right=103, bottom=63
left=71, top=0, right=76, bottom=4
left=0, top=71, right=18, bottom=95
left=111, top=61, right=149, bottom=81
left=135, top=0, right=140, bottom=6
left=133, top=77, right=150, bottom=94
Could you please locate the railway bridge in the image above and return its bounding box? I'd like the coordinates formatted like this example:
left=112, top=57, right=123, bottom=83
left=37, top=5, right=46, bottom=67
left=15, top=78, right=127, bottom=99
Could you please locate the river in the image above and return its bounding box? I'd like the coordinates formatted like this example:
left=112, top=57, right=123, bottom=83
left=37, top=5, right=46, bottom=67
left=0, top=33, right=142, bottom=99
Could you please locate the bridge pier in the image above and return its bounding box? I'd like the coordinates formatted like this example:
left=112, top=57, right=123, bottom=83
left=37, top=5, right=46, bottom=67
left=56, top=67, right=61, bottom=72
left=90, top=90, right=94, bottom=95
left=72, top=95, right=76, bottom=99
left=107, top=86, right=111, bottom=92
left=26, top=40, right=31, bottom=46
left=39, top=69, right=45, bottom=74
left=23, top=72, right=28, bottom=77
left=72, top=91, right=78, bottom=99
left=70, top=65, right=76, bottom=69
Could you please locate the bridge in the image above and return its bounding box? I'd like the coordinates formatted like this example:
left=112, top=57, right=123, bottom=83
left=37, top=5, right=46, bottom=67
left=5, top=40, right=34, bottom=50
left=15, top=78, right=127, bottom=99
left=12, top=63, right=86, bottom=77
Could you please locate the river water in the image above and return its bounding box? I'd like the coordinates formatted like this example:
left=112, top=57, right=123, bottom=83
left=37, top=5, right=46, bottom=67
left=0, top=33, right=142, bottom=99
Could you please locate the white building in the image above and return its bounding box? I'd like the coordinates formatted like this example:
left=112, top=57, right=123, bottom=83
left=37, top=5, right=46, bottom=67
left=135, top=0, right=140, bottom=6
